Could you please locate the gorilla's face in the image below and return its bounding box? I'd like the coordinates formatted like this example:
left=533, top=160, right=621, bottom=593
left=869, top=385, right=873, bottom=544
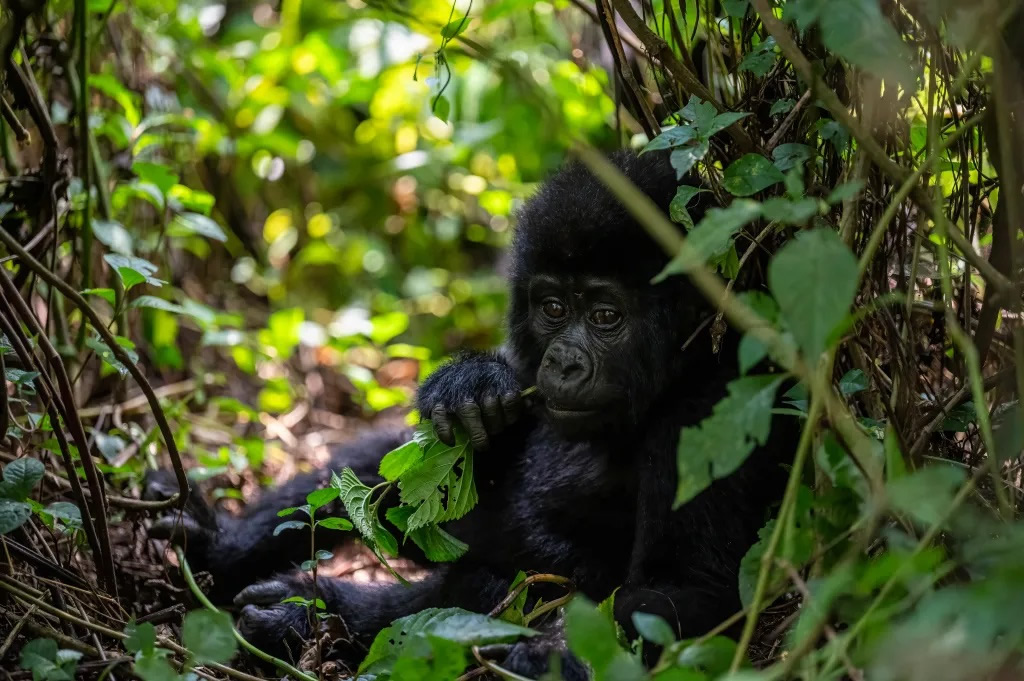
left=528, top=274, right=652, bottom=436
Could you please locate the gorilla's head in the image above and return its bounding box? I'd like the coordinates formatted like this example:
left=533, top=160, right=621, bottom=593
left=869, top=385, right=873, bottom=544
left=506, top=150, right=717, bottom=437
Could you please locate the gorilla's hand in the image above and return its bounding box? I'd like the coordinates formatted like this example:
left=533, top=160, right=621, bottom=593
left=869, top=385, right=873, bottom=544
left=416, top=353, right=523, bottom=449
left=234, top=575, right=314, bottom=662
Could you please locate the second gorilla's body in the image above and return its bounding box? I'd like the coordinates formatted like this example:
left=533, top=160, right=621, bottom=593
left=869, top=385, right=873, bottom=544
left=150, top=151, right=788, bottom=676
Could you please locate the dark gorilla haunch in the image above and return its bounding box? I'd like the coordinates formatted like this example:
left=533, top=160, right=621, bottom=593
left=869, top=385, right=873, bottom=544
left=147, top=150, right=789, bottom=678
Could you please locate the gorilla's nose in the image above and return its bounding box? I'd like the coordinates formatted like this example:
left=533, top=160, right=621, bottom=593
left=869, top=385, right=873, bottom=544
left=542, top=343, right=592, bottom=390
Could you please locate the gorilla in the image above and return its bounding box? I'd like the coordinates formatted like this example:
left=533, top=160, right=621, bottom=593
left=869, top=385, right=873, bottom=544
left=147, top=150, right=788, bottom=677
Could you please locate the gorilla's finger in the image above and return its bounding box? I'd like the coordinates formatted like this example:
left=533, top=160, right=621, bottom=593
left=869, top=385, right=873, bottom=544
left=501, top=391, right=523, bottom=425
left=432, top=404, right=455, bottom=446
left=234, top=580, right=291, bottom=607
left=456, top=402, right=489, bottom=450
left=148, top=513, right=208, bottom=544
left=480, top=394, right=505, bottom=434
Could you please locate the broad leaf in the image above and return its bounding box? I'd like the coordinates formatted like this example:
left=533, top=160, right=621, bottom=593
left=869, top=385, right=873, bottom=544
left=670, top=141, right=710, bottom=179
left=653, top=200, right=761, bottom=281
left=170, top=212, right=227, bottom=242
left=0, top=499, right=32, bottom=534
left=398, top=434, right=478, bottom=532
left=103, top=254, right=164, bottom=289
left=772, top=143, right=814, bottom=172
left=306, top=486, right=340, bottom=510
left=768, top=229, right=858, bottom=360
left=643, top=126, right=698, bottom=154
left=565, top=597, right=645, bottom=681
left=818, top=0, right=917, bottom=88
left=182, top=610, right=237, bottom=664
left=386, top=505, right=468, bottom=561
left=318, top=516, right=354, bottom=531
left=723, top=154, right=785, bottom=196
left=359, top=608, right=534, bottom=674
left=3, top=458, right=45, bottom=501
left=379, top=439, right=424, bottom=482
left=675, top=375, right=784, bottom=507
left=760, top=197, right=819, bottom=225
left=273, top=520, right=308, bottom=536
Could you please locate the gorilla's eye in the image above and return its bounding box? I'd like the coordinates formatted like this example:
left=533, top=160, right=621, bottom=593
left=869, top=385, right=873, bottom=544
left=590, top=308, right=622, bottom=327
left=542, top=299, right=566, bottom=319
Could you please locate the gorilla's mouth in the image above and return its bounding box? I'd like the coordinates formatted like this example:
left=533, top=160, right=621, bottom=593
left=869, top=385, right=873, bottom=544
left=546, top=404, right=600, bottom=418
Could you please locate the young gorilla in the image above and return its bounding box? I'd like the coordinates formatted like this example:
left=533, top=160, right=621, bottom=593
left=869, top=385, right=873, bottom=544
left=147, top=150, right=786, bottom=676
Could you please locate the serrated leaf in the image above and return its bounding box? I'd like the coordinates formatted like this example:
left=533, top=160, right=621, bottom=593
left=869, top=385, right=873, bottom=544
left=273, top=520, right=308, bottom=536
left=398, top=434, right=477, bottom=532
left=182, top=609, right=237, bottom=664
left=359, top=608, right=535, bottom=675
left=379, top=439, right=424, bottom=482
left=675, top=375, right=784, bottom=507
left=772, top=143, right=814, bottom=172
left=653, top=200, right=761, bottom=281
left=768, top=229, right=858, bottom=360
left=3, top=458, right=44, bottom=501
left=386, top=505, right=468, bottom=561
left=334, top=468, right=399, bottom=558
left=723, top=154, right=785, bottom=196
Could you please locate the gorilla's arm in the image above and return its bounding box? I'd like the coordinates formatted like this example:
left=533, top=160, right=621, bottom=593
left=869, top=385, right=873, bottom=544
left=415, top=350, right=526, bottom=449
left=147, top=429, right=409, bottom=602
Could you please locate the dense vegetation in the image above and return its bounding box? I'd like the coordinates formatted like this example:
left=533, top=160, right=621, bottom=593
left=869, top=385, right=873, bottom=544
left=1, top=0, right=1023, bottom=679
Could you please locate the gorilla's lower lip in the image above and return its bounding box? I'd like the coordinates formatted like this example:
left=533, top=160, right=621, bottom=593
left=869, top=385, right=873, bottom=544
left=546, top=405, right=601, bottom=418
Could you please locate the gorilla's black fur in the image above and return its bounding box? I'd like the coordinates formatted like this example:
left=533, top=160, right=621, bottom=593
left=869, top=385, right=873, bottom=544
left=148, top=150, right=788, bottom=678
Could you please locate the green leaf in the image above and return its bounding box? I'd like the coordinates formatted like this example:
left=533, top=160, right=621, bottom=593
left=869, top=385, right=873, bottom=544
left=170, top=212, right=227, bottom=242
left=397, top=432, right=477, bottom=532
left=827, top=180, right=866, bottom=204
left=182, top=609, right=238, bottom=664
left=277, top=505, right=309, bottom=517
left=132, top=161, right=179, bottom=196
left=768, top=229, right=859, bottom=360
left=441, top=17, right=469, bottom=40
left=318, top=516, right=354, bottom=531
left=653, top=200, right=761, bottom=281
left=391, top=634, right=467, bottom=681
left=85, top=336, right=138, bottom=378
left=273, top=520, right=308, bottom=536
left=643, top=126, right=697, bottom=154
left=81, top=288, right=116, bottom=306
left=839, top=369, right=868, bottom=395
left=334, top=468, right=400, bottom=559
left=723, top=0, right=748, bottom=18
left=818, top=0, right=917, bottom=88
left=771, top=143, right=814, bottom=172
left=43, top=502, right=81, bottom=528
left=723, top=154, right=785, bottom=197
left=680, top=96, right=717, bottom=133
left=887, top=464, right=965, bottom=527
left=306, top=486, right=340, bottom=510
left=90, top=219, right=133, bottom=255
left=433, top=95, right=451, bottom=121
left=739, top=50, right=776, bottom=77
left=706, top=111, right=750, bottom=137
left=133, top=655, right=178, bottom=681
left=379, top=439, right=424, bottom=482
left=103, top=254, right=164, bottom=290
left=760, top=197, right=819, bottom=225
left=632, top=612, right=676, bottom=646
left=386, top=505, right=468, bottom=561
left=770, top=98, right=796, bottom=116
left=565, top=597, right=644, bottom=680
left=130, top=296, right=189, bottom=316
left=3, top=458, right=44, bottom=501
left=676, top=375, right=784, bottom=507
left=124, top=621, right=157, bottom=656
left=669, top=141, right=710, bottom=179
left=359, top=608, right=534, bottom=674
